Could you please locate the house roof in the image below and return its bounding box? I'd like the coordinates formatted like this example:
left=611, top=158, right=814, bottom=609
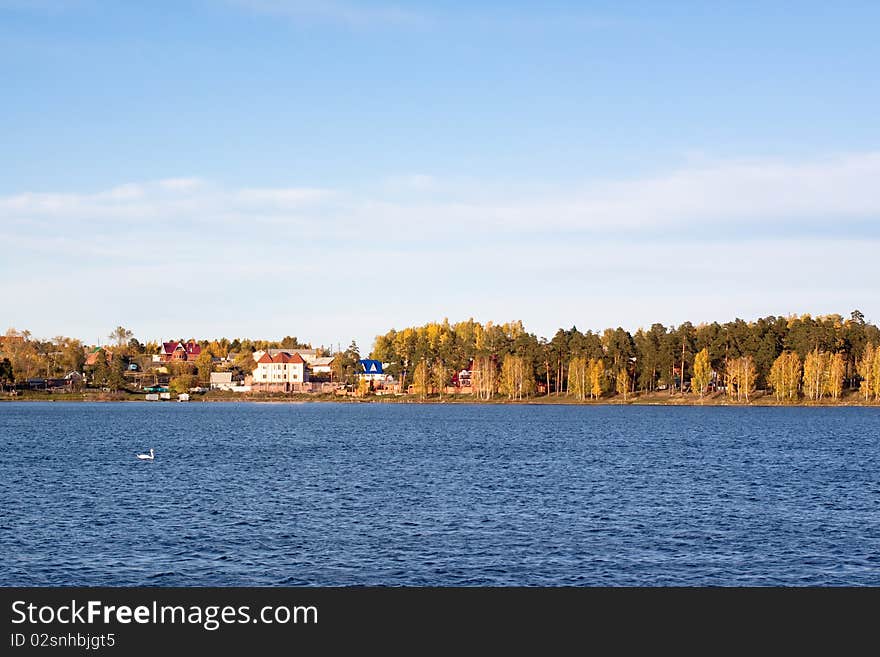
left=161, top=340, right=202, bottom=356
left=257, top=351, right=305, bottom=365
left=359, top=359, right=383, bottom=374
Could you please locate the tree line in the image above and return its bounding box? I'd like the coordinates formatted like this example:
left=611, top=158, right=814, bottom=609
left=369, top=311, right=880, bottom=402
left=3, top=312, right=880, bottom=402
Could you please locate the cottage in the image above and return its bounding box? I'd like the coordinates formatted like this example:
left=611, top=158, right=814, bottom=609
left=156, top=340, right=202, bottom=363
left=252, top=351, right=309, bottom=392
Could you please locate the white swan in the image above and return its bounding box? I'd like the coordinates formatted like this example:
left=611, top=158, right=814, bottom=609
left=136, top=448, right=155, bottom=461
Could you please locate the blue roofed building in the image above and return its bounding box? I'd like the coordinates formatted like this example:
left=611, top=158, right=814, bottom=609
left=358, top=359, right=387, bottom=382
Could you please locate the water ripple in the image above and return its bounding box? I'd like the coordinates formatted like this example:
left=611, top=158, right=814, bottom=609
left=1, top=402, right=879, bottom=586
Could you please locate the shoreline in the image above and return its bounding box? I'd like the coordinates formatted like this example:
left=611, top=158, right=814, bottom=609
left=2, top=391, right=878, bottom=408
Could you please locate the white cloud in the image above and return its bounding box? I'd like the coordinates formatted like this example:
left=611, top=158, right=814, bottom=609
left=2, top=153, right=878, bottom=344
left=3, top=153, right=879, bottom=236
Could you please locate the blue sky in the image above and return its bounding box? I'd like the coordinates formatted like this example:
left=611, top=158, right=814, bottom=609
left=2, top=1, right=879, bottom=350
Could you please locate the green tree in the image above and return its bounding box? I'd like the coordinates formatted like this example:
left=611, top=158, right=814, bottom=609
left=89, top=355, right=110, bottom=389
left=107, top=356, right=127, bottom=392
left=0, top=357, right=13, bottom=390
left=233, top=350, right=256, bottom=378
left=195, top=350, right=214, bottom=385
left=61, top=338, right=86, bottom=373
left=170, top=374, right=195, bottom=395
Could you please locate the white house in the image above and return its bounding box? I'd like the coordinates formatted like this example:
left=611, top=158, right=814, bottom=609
left=210, top=371, right=235, bottom=391
left=310, top=356, right=334, bottom=374
left=252, top=351, right=309, bottom=392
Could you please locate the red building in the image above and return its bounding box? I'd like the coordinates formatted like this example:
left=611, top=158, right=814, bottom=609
left=159, top=340, right=202, bottom=362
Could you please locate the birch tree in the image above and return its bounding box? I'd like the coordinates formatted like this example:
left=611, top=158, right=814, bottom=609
left=615, top=367, right=630, bottom=401
left=768, top=351, right=801, bottom=402
left=432, top=360, right=448, bottom=400
left=857, top=343, right=877, bottom=401
left=726, top=355, right=756, bottom=402
left=802, top=349, right=829, bottom=401
left=567, top=356, right=588, bottom=401
left=827, top=352, right=845, bottom=400
left=472, top=356, right=496, bottom=400
left=692, top=348, right=711, bottom=400
left=589, top=358, right=605, bottom=400
left=413, top=360, right=430, bottom=400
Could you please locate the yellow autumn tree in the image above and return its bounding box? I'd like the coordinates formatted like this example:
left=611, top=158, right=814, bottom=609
left=589, top=358, right=605, bottom=400
left=472, top=356, right=496, bottom=400
left=500, top=354, right=534, bottom=401
left=692, top=348, right=711, bottom=400
left=875, top=347, right=880, bottom=400
left=616, top=367, right=630, bottom=401
left=432, top=359, right=448, bottom=400
left=802, top=349, right=829, bottom=401
left=413, top=360, right=430, bottom=400
left=826, top=352, right=845, bottom=400
left=857, top=343, right=877, bottom=401
left=567, top=356, right=588, bottom=401
left=768, top=351, right=801, bottom=402
left=726, top=355, right=756, bottom=402
left=874, top=346, right=880, bottom=401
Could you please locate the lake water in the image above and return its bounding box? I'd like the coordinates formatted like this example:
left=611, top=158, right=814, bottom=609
left=1, top=402, right=879, bottom=586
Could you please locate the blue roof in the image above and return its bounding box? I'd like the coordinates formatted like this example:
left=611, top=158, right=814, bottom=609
left=359, top=359, right=383, bottom=374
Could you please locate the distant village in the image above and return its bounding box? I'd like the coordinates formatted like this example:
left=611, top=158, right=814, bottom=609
left=0, top=332, right=475, bottom=400
left=138, top=339, right=408, bottom=398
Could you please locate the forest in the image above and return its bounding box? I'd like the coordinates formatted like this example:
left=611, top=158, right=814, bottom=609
left=370, top=311, right=880, bottom=402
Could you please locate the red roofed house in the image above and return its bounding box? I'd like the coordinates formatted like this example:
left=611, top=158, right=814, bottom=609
left=85, top=347, right=111, bottom=367
left=252, top=351, right=309, bottom=392
left=158, top=340, right=202, bottom=363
